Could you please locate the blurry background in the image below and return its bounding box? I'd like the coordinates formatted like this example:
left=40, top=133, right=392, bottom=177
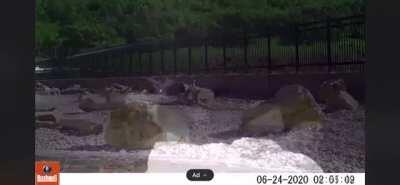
left=34, top=0, right=366, bottom=78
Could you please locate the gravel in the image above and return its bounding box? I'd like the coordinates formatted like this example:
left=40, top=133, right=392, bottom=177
left=35, top=93, right=365, bottom=173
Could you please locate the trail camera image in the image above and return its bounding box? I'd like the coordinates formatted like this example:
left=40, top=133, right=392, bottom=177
left=35, top=0, right=365, bottom=173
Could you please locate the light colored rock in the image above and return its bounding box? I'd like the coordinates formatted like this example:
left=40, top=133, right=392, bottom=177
left=78, top=93, right=126, bottom=112
left=105, top=103, right=191, bottom=150
left=274, top=85, right=324, bottom=129
left=58, top=119, right=103, bottom=136
left=36, top=82, right=60, bottom=95
left=107, top=83, right=132, bottom=93
left=241, top=102, right=284, bottom=135
left=35, top=110, right=102, bottom=136
left=61, top=84, right=89, bottom=95
left=183, top=83, right=215, bottom=108
left=241, top=85, right=324, bottom=134
left=150, top=78, right=186, bottom=95
left=196, top=87, right=215, bottom=107
left=147, top=104, right=191, bottom=142
left=105, top=104, right=165, bottom=150
left=36, top=121, right=61, bottom=129
left=319, top=79, right=359, bottom=111
left=35, top=94, right=57, bottom=111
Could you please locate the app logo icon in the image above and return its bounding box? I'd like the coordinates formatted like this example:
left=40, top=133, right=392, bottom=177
left=35, top=161, right=60, bottom=185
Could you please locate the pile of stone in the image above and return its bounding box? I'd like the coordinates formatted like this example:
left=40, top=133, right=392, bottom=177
left=240, top=79, right=360, bottom=136
left=318, top=79, right=359, bottom=112
left=106, top=83, right=132, bottom=94
left=240, top=85, right=325, bottom=136
left=78, top=83, right=133, bottom=112
left=35, top=110, right=103, bottom=136
left=36, top=82, right=60, bottom=95
left=60, top=84, right=89, bottom=95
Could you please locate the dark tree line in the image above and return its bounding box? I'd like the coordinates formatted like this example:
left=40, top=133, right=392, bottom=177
left=35, top=0, right=365, bottom=57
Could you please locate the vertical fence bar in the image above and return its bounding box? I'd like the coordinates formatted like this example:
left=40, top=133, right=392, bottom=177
left=295, top=25, right=300, bottom=73
left=326, top=17, right=332, bottom=72
left=223, top=40, right=226, bottom=72
left=160, top=48, right=165, bottom=75
left=129, top=51, right=133, bottom=75
left=91, top=55, right=96, bottom=76
left=120, top=51, right=124, bottom=76
left=267, top=34, right=272, bottom=73
left=104, top=54, right=108, bottom=76
left=188, top=47, right=192, bottom=74
left=138, top=52, right=142, bottom=75
left=204, top=40, right=209, bottom=72
left=149, top=52, right=153, bottom=75
left=173, top=41, right=177, bottom=74
left=243, top=31, right=249, bottom=72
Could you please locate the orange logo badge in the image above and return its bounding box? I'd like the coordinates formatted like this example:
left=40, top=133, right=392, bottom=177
left=35, top=161, right=60, bottom=185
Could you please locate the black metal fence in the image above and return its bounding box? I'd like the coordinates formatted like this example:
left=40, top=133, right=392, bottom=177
left=36, top=14, right=365, bottom=79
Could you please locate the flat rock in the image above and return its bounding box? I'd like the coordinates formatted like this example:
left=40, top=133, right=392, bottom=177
left=58, top=119, right=103, bottom=136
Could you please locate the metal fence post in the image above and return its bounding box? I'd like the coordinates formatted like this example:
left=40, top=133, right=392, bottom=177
left=204, top=40, right=209, bottom=72
left=160, top=47, right=165, bottom=75
left=188, top=47, right=192, bottom=74
left=223, top=39, right=226, bottom=72
left=326, top=17, right=332, bottom=72
left=173, top=41, right=177, bottom=74
left=295, top=24, right=300, bottom=73
left=138, top=52, right=142, bottom=75
left=128, top=51, right=133, bottom=75
left=267, top=34, right=272, bottom=73
left=91, top=55, right=95, bottom=76
left=149, top=52, right=153, bottom=75
left=120, top=51, right=124, bottom=76
left=244, top=31, right=249, bottom=72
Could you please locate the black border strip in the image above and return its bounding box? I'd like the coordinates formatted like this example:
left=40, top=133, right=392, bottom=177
left=0, top=0, right=35, bottom=184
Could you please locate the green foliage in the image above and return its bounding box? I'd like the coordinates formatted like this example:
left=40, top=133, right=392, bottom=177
left=36, top=0, right=365, bottom=56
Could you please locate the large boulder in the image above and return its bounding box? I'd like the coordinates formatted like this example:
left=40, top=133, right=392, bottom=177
left=35, top=82, right=60, bottom=95
left=35, top=94, right=56, bottom=112
left=147, top=104, right=191, bottom=141
left=319, top=79, right=359, bottom=112
left=274, top=85, right=324, bottom=129
left=105, top=104, right=164, bottom=150
left=163, top=82, right=186, bottom=96
left=129, top=78, right=158, bottom=93
left=240, top=102, right=285, bottom=135
left=105, top=103, right=191, bottom=150
left=183, top=84, right=215, bottom=107
left=241, top=85, right=324, bottom=135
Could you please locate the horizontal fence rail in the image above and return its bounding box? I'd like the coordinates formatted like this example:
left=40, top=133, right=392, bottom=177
left=35, top=14, right=366, bottom=79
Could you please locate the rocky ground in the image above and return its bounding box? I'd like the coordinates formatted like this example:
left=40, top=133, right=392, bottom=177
left=35, top=92, right=365, bottom=173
